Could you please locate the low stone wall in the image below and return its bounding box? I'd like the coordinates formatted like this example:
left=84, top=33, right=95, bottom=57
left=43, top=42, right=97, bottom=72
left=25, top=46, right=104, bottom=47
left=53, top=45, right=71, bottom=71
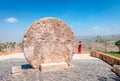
left=90, top=51, right=120, bottom=76
left=90, top=51, right=120, bottom=65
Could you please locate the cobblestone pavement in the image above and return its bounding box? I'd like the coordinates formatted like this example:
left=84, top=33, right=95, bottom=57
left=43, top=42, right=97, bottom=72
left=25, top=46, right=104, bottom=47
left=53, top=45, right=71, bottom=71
left=0, top=54, right=120, bottom=81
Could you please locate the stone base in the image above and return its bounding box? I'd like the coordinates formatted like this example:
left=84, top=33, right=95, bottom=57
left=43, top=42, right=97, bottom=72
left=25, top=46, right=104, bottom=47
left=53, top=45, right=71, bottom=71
left=112, top=65, right=120, bottom=76
left=40, top=62, right=68, bottom=72
left=11, top=66, right=22, bottom=75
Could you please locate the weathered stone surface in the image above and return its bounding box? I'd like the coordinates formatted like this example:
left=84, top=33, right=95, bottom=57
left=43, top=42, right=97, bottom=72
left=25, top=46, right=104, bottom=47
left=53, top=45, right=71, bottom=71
left=40, top=62, right=68, bottom=72
left=112, top=65, right=120, bottom=76
left=12, top=66, right=22, bottom=74
left=23, top=17, right=76, bottom=69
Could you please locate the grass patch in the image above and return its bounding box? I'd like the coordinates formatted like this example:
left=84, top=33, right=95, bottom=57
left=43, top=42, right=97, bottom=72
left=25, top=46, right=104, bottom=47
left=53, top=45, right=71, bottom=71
left=103, top=51, right=120, bottom=58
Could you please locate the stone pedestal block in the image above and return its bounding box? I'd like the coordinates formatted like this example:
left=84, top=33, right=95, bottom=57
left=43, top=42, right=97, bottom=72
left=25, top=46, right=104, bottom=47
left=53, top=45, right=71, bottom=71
left=40, top=62, right=68, bottom=72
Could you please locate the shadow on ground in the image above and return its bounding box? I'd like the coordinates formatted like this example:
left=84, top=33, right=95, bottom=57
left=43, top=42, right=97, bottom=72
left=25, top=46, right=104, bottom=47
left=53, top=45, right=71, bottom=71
left=21, top=64, right=33, bottom=69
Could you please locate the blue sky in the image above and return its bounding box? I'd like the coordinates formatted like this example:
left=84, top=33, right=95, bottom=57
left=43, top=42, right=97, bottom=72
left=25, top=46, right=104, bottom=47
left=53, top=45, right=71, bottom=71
left=0, top=0, right=120, bottom=42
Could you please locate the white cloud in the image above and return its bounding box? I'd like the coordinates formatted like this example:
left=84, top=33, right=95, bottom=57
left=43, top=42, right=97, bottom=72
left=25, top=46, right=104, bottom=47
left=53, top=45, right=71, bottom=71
left=92, top=26, right=100, bottom=30
left=5, top=17, right=18, bottom=23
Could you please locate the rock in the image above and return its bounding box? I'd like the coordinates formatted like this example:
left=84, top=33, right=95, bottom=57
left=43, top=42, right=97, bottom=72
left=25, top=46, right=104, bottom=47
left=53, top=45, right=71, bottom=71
left=112, top=65, right=120, bottom=76
left=23, top=17, right=76, bottom=69
left=11, top=66, right=22, bottom=75
left=40, top=62, right=68, bottom=72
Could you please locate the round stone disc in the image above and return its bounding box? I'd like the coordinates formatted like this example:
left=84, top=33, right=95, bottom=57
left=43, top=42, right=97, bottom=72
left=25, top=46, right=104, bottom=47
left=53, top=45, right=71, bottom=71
left=23, top=17, right=76, bottom=69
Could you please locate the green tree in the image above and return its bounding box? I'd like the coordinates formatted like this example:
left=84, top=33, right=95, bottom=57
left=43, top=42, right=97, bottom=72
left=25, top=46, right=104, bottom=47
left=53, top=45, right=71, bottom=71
left=9, top=41, right=16, bottom=52
left=0, top=43, right=3, bottom=52
left=0, top=41, right=17, bottom=54
left=103, top=39, right=109, bottom=52
left=115, top=40, right=120, bottom=53
left=18, top=42, right=23, bottom=50
left=0, top=43, right=7, bottom=52
left=96, top=36, right=102, bottom=43
left=2, top=43, right=6, bottom=51
left=96, top=36, right=109, bottom=52
left=11, top=42, right=16, bottom=50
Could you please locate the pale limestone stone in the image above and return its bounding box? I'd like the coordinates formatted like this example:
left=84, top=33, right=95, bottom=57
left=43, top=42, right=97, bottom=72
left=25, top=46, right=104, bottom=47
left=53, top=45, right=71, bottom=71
left=40, top=62, right=68, bottom=72
left=23, top=17, right=76, bottom=69
left=12, top=66, right=22, bottom=74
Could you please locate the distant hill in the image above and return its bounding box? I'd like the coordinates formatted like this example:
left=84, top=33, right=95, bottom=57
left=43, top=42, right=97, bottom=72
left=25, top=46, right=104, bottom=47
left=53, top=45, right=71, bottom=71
left=75, top=34, right=120, bottom=43
left=75, top=34, right=120, bottom=52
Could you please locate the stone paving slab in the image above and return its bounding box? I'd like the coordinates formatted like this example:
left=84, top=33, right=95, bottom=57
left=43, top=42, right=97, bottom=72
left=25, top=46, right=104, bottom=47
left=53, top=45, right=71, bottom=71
left=0, top=53, right=120, bottom=81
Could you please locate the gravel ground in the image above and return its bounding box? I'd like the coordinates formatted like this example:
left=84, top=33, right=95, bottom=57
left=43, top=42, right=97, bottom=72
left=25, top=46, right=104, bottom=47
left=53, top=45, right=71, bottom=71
left=0, top=54, right=120, bottom=81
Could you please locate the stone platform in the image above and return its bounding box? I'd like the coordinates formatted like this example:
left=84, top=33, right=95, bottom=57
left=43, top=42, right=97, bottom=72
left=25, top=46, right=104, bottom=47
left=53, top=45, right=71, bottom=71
left=0, top=53, right=120, bottom=81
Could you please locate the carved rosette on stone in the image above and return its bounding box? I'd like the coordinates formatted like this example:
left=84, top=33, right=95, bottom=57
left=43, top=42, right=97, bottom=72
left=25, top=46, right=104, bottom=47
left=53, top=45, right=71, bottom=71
left=23, top=17, right=76, bottom=69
